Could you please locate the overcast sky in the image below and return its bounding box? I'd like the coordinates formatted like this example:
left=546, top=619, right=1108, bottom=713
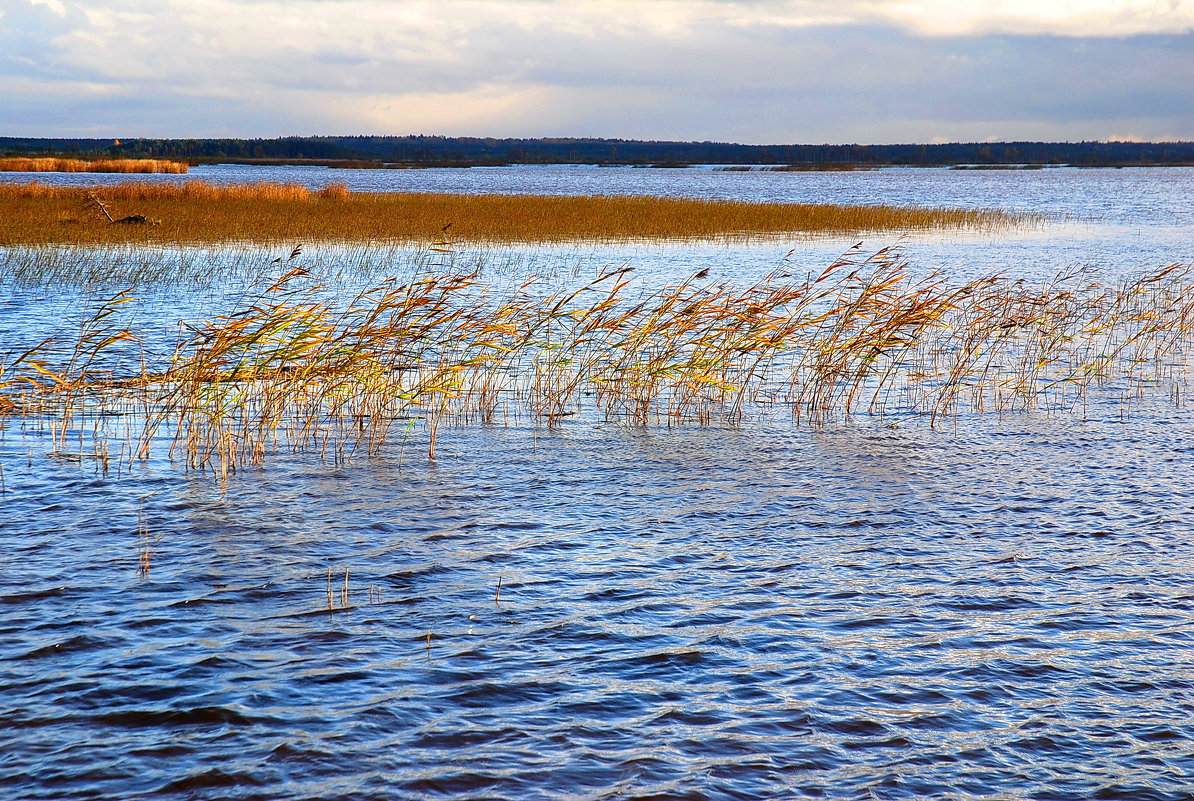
left=1, top=0, right=1191, bottom=144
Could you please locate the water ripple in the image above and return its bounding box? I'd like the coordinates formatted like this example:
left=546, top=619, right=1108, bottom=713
left=3, top=171, right=1194, bottom=798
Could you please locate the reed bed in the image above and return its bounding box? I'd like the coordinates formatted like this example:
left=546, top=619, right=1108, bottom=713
left=0, top=158, right=188, bottom=174
left=2, top=248, right=1190, bottom=480
left=0, top=240, right=462, bottom=287
left=0, top=180, right=1025, bottom=247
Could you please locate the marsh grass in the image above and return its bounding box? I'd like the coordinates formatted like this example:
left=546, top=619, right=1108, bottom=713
left=2, top=248, right=1190, bottom=480
left=0, top=158, right=188, bottom=174
left=0, top=238, right=459, bottom=287
left=0, top=180, right=1026, bottom=247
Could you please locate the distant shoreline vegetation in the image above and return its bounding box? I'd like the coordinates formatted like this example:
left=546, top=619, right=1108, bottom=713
left=1, top=136, right=1192, bottom=168
left=0, top=157, right=188, bottom=174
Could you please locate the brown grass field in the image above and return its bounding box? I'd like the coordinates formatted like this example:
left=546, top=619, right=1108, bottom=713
left=0, top=180, right=1024, bottom=246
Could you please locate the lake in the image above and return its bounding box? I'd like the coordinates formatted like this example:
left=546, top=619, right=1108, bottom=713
left=1, top=165, right=1192, bottom=800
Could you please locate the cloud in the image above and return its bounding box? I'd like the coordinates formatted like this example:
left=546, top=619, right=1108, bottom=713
left=0, top=0, right=1191, bottom=141
left=860, top=0, right=1194, bottom=37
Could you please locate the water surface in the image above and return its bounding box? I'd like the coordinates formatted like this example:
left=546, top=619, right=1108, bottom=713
left=1, top=166, right=1192, bottom=800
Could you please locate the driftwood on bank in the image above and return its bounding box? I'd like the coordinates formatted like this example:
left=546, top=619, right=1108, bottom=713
left=83, top=193, right=158, bottom=225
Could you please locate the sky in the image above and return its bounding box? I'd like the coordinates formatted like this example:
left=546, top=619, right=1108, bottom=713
left=1, top=0, right=1191, bottom=144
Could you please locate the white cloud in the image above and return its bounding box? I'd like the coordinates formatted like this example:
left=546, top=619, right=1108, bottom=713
left=861, top=0, right=1194, bottom=37
left=0, top=0, right=1191, bottom=141
left=28, top=0, right=68, bottom=15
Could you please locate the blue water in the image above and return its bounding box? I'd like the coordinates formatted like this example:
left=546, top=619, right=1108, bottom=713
left=1, top=166, right=1193, bottom=800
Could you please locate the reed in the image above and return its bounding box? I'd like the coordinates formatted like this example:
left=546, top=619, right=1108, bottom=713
left=0, top=158, right=187, bottom=174
left=0, top=180, right=1026, bottom=247
left=136, top=497, right=155, bottom=574
left=2, top=248, right=1190, bottom=480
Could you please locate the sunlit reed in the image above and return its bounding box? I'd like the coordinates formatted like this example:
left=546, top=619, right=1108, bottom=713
left=2, top=248, right=1189, bottom=481
left=0, top=180, right=1027, bottom=247
left=0, top=158, right=188, bottom=174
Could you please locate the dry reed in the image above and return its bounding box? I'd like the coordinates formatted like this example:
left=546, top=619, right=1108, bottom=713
left=2, top=248, right=1190, bottom=480
left=0, top=158, right=188, bottom=174
left=0, top=180, right=1025, bottom=246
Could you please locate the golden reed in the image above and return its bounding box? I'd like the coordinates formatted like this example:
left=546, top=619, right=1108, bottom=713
left=0, top=158, right=188, bottom=174
left=2, top=251, right=1189, bottom=479
left=0, top=180, right=1025, bottom=245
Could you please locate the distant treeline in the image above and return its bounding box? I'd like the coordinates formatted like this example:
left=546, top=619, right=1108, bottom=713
left=2, top=136, right=1192, bottom=167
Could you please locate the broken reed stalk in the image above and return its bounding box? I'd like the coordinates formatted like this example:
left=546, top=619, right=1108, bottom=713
left=137, top=499, right=151, bottom=575
left=1, top=249, right=1191, bottom=479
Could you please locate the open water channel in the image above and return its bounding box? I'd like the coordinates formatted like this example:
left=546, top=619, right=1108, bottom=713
left=1, top=165, right=1192, bottom=799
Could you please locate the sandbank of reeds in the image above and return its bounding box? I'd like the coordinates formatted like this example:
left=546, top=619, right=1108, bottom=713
left=2, top=248, right=1189, bottom=480
left=0, top=180, right=1025, bottom=246
left=0, top=158, right=188, bottom=174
